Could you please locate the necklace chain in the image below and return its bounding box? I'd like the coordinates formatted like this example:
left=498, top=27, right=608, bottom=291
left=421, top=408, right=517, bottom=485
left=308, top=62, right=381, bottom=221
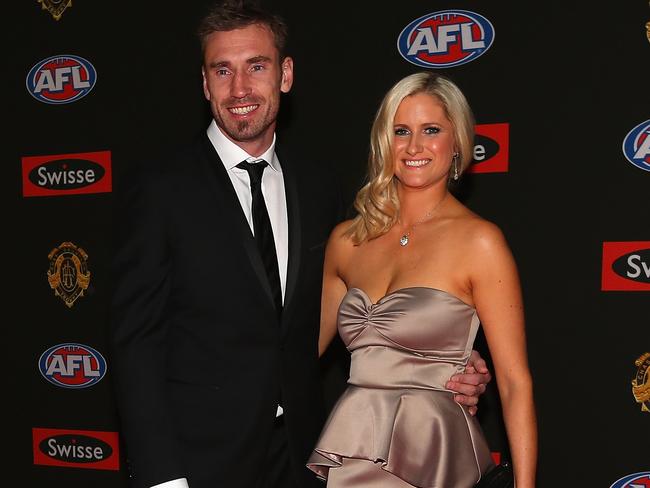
left=399, top=193, right=447, bottom=247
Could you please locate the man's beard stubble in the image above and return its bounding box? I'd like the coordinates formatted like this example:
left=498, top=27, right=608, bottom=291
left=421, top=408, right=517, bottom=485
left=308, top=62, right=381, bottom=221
left=217, top=96, right=277, bottom=143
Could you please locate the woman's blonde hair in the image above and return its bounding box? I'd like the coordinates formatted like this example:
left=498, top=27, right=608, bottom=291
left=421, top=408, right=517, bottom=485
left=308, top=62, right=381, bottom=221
left=346, top=72, right=475, bottom=244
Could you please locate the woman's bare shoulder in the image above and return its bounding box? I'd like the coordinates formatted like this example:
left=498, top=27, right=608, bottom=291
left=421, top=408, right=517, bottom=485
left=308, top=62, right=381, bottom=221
left=330, top=219, right=355, bottom=237
left=326, top=219, right=358, bottom=253
left=448, top=205, right=508, bottom=252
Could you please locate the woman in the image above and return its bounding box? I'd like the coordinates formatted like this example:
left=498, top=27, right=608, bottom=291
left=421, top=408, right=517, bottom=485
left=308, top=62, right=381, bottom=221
left=307, top=72, right=537, bottom=487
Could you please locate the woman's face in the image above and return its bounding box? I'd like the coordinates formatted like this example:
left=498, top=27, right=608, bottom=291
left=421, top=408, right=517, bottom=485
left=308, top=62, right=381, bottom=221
left=392, top=92, right=457, bottom=190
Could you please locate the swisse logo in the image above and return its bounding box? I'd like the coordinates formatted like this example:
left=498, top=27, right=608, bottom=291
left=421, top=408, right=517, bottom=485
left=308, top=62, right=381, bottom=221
left=26, top=54, right=97, bottom=104
left=622, top=119, right=650, bottom=172
left=22, top=150, right=111, bottom=197
left=613, top=251, right=650, bottom=283
left=42, top=434, right=111, bottom=463
left=31, top=158, right=104, bottom=189
left=468, top=123, right=509, bottom=174
left=397, top=10, right=495, bottom=68
left=602, top=242, right=650, bottom=291
left=609, top=471, right=650, bottom=488
left=39, top=343, right=107, bottom=389
left=32, top=428, right=119, bottom=470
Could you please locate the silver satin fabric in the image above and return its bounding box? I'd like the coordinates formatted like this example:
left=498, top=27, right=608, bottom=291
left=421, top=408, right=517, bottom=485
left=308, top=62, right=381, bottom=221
left=307, top=287, right=494, bottom=488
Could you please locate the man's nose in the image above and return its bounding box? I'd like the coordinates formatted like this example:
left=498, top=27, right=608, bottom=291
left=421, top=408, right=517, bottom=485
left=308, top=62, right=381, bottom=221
left=230, top=71, right=252, bottom=99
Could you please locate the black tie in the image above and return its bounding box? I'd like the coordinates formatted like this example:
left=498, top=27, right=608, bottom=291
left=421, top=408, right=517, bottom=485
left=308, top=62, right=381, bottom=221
left=236, top=159, right=283, bottom=316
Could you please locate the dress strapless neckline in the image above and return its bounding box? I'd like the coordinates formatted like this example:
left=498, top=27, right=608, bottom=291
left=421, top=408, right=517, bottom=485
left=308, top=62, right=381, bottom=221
left=347, top=286, right=474, bottom=309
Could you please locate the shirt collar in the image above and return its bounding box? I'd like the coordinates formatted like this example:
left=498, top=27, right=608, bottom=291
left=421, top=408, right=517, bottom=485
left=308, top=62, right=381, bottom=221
left=206, top=120, right=281, bottom=173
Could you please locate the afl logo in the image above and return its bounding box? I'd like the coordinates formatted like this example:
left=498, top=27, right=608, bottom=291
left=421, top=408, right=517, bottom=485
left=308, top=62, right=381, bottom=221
left=397, top=10, right=495, bottom=68
left=38, top=343, right=107, bottom=389
left=609, top=471, right=650, bottom=487
left=622, top=120, right=650, bottom=172
left=26, top=54, right=97, bottom=104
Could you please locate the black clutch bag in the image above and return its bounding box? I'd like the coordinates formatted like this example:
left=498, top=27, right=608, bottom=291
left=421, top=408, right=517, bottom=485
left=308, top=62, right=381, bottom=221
left=475, top=461, right=514, bottom=488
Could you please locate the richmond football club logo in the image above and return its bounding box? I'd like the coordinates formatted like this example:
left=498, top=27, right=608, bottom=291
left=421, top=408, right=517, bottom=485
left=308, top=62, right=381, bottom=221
left=38, top=0, right=73, bottom=21
left=646, top=1, right=650, bottom=45
left=47, top=242, right=91, bottom=308
left=632, top=352, right=650, bottom=413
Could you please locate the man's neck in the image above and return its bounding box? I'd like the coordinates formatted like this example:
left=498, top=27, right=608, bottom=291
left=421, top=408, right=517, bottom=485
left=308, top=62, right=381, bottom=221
left=219, top=125, right=275, bottom=158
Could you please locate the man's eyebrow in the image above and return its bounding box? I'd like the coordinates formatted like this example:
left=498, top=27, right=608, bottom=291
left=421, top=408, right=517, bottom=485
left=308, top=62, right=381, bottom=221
left=247, top=55, right=272, bottom=64
left=208, top=60, right=230, bottom=69
left=207, top=56, right=271, bottom=69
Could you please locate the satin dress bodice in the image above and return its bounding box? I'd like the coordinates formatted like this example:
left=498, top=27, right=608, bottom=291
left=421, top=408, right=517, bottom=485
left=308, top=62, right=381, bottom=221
left=340, top=287, right=480, bottom=391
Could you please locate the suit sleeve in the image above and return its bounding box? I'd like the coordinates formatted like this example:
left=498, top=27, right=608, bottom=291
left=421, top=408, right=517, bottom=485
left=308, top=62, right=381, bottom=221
left=109, top=166, right=185, bottom=488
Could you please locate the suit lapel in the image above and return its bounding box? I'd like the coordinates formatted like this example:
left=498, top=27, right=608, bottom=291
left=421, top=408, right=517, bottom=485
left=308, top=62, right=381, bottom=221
left=282, top=162, right=302, bottom=310
left=197, top=135, right=276, bottom=310
left=277, top=146, right=302, bottom=335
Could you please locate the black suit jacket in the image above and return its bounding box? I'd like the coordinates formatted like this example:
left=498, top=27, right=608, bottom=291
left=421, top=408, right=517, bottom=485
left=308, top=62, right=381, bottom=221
left=110, top=133, right=344, bottom=488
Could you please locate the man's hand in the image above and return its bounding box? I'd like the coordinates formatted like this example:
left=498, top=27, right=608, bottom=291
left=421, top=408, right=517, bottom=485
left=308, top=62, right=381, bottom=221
left=445, top=350, right=492, bottom=416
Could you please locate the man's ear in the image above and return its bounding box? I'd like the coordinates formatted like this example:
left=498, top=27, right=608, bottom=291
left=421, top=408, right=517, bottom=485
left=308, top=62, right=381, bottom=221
left=280, top=57, right=294, bottom=93
left=201, top=66, right=211, bottom=101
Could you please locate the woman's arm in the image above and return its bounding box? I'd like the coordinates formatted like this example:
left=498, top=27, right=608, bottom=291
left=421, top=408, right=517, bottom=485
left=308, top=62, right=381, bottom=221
left=469, top=221, right=537, bottom=488
left=318, top=222, right=352, bottom=357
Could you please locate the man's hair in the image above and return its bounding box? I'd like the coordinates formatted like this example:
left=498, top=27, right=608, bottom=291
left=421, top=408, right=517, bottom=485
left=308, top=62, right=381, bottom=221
left=197, top=0, right=289, bottom=59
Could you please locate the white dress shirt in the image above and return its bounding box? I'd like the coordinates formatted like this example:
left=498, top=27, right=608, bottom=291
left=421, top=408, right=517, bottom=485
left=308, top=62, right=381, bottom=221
left=150, top=122, right=289, bottom=488
left=207, top=120, right=289, bottom=302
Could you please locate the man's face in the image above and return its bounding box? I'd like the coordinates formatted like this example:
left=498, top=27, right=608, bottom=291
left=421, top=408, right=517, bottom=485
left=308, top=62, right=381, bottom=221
left=202, top=24, right=293, bottom=155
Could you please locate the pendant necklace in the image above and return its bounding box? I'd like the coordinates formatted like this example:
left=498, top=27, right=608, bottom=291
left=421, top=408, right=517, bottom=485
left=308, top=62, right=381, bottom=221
left=399, top=193, right=448, bottom=247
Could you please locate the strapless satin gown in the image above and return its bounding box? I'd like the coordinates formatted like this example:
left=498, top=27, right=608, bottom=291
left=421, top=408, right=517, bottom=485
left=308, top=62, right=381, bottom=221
left=307, top=287, right=494, bottom=487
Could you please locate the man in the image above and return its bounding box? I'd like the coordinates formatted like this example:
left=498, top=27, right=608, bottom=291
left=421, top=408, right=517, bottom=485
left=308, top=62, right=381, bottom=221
left=110, top=2, right=491, bottom=488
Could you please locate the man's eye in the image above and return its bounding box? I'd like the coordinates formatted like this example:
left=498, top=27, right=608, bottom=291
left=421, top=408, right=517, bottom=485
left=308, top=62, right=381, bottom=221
left=251, top=65, right=264, bottom=72
left=424, top=127, right=441, bottom=135
left=394, top=128, right=409, bottom=136
left=216, top=69, right=229, bottom=76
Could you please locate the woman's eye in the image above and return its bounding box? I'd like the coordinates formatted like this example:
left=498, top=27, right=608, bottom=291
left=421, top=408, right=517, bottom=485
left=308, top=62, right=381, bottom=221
left=424, top=127, right=441, bottom=135
left=394, top=128, right=409, bottom=136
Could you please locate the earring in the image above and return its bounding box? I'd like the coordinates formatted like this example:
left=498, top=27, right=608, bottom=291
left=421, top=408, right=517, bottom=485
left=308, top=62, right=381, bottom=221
left=452, top=153, right=460, bottom=181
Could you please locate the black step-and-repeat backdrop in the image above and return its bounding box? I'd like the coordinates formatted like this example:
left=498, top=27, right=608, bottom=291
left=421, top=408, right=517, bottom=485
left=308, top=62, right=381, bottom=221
left=9, top=1, right=648, bottom=487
